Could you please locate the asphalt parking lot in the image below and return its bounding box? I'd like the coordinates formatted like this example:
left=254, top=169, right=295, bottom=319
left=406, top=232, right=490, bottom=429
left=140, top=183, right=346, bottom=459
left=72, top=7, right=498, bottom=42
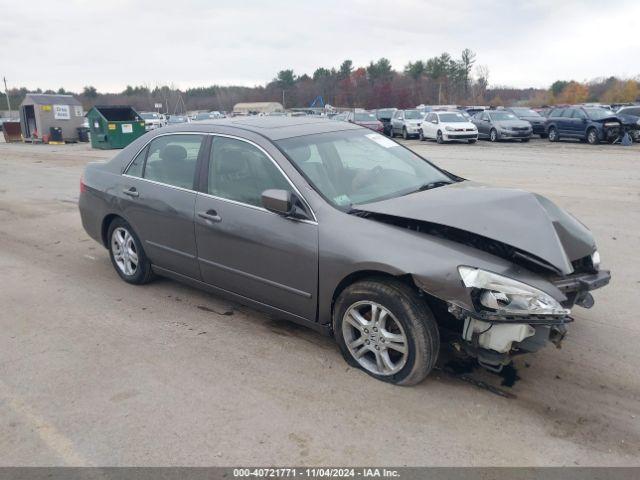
left=1, top=138, right=639, bottom=466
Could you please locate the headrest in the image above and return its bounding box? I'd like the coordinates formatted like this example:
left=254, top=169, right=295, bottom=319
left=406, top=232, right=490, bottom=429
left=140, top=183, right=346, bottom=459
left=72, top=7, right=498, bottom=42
left=217, top=149, right=249, bottom=176
left=159, top=144, right=187, bottom=162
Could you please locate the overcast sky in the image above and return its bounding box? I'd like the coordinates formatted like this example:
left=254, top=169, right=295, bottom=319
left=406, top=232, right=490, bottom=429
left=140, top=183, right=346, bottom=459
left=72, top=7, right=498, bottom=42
left=2, top=0, right=639, bottom=93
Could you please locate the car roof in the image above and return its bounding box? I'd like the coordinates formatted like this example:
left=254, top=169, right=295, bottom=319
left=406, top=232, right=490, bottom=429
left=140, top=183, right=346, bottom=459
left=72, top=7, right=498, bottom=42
left=154, top=116, right=361, bottom=140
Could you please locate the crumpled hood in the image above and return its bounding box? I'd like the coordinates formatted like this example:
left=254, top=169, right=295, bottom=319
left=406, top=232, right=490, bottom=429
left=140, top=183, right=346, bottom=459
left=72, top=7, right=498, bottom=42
left=357, top=181, right=596, bottom=275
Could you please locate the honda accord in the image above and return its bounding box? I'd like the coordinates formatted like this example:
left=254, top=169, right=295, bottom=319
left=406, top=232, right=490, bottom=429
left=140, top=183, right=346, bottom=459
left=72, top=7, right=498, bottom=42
left=79, top=117, right=610, bottom=385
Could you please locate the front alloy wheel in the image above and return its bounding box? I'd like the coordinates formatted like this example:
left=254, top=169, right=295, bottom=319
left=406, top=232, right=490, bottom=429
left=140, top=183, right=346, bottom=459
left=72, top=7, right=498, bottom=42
left=587, top=128, right=599, bottom=145
left=334, top=279, right=439, bottom=385
left=402, top=127, right=408, bottom=140
left=342, top=301, right=408, bottom=376
left=489, top=128, right=498, bottom=142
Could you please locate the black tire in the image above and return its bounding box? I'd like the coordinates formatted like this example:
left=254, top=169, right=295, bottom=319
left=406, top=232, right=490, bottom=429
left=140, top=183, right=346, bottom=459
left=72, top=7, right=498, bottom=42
left=548, top=127, right=558, bottom=142
left=436, top=130, right=444, bottom=144
left=402, top=127, right=408, bottom=140
left=586, top=127, right=599, bottom=145
left=107, top=218, right=154, bottom=285
left=521, top=138, right=530, bottom=143
left=489, top=128, right=498, bottom=142
left=389, top=127, right=395, bottom=138
left=468, top=139, right=477, bottom=144
left=419, top=130, right=425, bottom=141
left=539, top=133, right=548, bottom=139
left=333, top=278, right=440, bottom=386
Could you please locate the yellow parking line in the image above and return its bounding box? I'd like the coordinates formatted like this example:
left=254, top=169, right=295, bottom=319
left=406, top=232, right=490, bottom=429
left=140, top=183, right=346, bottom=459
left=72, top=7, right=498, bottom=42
left=0, top=380, right=88, bottom=466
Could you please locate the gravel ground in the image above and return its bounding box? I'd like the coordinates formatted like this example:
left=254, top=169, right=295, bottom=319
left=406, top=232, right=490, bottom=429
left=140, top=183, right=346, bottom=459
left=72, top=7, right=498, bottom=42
left=0, top=138, right=639, bottom=466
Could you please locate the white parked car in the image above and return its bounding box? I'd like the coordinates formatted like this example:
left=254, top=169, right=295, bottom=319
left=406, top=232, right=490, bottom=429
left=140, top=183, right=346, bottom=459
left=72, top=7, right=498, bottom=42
left=420, top=111, right=478, bottom=144
left=140, top=112, right=166, bottom=131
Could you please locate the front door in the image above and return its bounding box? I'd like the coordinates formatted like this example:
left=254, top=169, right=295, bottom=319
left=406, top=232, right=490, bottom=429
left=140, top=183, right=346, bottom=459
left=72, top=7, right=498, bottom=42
left=120, top=133, right=206, bottom=279
left=194, top=135, right=318, bottom=321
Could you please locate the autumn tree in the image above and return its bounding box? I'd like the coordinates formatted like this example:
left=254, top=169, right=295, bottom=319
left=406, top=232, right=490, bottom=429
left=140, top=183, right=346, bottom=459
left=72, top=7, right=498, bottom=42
left=557, top=81, right=589, bottom=104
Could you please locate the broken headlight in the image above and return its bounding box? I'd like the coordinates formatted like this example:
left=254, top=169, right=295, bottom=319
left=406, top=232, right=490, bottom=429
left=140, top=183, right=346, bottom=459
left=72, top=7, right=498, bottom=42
left=458, top=266, right=570, bottom=316
left=591, top=250, right=600, bottom=271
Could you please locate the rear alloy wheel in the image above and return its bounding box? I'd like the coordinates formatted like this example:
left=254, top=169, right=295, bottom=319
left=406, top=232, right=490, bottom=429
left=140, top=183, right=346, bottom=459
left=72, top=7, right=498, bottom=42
left=402, top=127, right=409, bottom=140
left=334, top=279, right=440, bottom=385
left=436, top=131, right=444, bottom=144
left=548, top=127, right=558, bottom=142
left=489, top=128, right=498, bottom=142
left=587, top=128, right=599, bottom=145
left=108, top=218, right=153, bottom=284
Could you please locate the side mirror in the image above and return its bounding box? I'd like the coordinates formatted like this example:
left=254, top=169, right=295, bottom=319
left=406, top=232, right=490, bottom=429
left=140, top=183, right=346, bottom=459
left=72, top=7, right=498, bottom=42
left=261, top=189, right=294, bottom=216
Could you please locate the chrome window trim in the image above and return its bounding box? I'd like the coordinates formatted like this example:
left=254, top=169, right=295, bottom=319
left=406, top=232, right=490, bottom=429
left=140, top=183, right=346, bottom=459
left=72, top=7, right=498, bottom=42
left=122, top=174, right=196, bottom=194
left=121, top=131, right=318, bottom=224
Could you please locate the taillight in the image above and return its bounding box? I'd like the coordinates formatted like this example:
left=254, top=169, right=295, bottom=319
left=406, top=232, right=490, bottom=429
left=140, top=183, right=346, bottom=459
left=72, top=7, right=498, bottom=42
left=80, top=177, right=87, bottom=193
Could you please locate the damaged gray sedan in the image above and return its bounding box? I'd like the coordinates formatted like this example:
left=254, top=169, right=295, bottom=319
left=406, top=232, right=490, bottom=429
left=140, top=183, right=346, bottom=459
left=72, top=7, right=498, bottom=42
left=79, top=117, right=611, bottom=385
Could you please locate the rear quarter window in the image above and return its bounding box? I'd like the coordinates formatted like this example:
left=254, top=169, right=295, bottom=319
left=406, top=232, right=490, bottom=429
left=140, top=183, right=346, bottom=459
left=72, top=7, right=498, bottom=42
left=125, top=145, right=148, bottom=177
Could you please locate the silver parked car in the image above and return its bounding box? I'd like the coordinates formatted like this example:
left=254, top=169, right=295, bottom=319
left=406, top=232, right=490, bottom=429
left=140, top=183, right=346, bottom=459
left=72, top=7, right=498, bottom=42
left=79, top=117, right=610, bottom=385
left=472, top=110, right=533, bottom=142
left=390, top=109, right=424, bottom=139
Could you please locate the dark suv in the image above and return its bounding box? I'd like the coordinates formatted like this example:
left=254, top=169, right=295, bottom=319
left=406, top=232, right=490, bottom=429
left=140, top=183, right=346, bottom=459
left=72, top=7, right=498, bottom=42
left=545, top=106, right=622, bottom=144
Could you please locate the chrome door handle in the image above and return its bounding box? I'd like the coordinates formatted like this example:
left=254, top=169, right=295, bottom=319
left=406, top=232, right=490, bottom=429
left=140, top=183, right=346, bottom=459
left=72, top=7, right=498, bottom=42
left=198, top=210, right=222, bottom=223
left=123, top=188, right=139, bottom=198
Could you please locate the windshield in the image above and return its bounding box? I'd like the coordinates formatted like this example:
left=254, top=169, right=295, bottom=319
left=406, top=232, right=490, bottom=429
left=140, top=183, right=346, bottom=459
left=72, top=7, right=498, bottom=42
left=376, top=109, right=395, bottom=119
left=355, top=112, right=377, bottom=121
left=511, top=108, right=540, bottom=117
left=438, top=113, right=466, bottom=122
left=404, top=110, right=422, bottom=120
left=141, top=113, right=159, bottom=119
left=276, top=130, right=452, bottom=208
left=489, top=112, right=517, bottom=121
left=585, top=108, right=615, bottom=120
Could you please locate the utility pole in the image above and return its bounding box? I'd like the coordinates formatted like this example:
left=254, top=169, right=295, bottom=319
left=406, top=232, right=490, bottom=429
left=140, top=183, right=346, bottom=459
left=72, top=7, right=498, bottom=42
left=282, top=90, right=285, bottom=109
left=3, top=77, right=11, bottom=118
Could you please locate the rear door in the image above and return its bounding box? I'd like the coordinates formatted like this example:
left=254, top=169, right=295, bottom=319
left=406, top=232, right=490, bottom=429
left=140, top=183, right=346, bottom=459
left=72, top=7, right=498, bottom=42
left=120, top=133, right=206, bottom=278
left=194, top=135, right=319, bottom=321
left=558, top=108, right=574, bottom=135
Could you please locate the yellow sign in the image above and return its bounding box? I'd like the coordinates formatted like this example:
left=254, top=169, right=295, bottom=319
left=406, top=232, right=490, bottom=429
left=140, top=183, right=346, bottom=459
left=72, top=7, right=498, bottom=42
left=108, top=124, right=116, bottom=130
left=41, top=105, right=52, bottom=111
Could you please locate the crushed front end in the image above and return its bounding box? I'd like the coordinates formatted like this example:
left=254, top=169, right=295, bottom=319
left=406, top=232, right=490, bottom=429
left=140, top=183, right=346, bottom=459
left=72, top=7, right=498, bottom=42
left=446, top=258, right=610, bottom=372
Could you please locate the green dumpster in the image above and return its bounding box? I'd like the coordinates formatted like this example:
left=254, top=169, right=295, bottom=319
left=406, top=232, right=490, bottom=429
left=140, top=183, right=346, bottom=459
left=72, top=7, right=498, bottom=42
left=86, top=106, right=146, bottom=149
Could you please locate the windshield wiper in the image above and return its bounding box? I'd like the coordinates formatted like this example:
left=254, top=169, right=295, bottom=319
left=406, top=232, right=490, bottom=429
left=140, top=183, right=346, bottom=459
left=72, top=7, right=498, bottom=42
left=415, top=180, right=453, bottom=192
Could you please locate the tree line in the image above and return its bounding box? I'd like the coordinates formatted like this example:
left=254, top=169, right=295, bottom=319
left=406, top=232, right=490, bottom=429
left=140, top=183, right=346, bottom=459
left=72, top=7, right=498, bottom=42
left=1, top=51, right=638, bottom=113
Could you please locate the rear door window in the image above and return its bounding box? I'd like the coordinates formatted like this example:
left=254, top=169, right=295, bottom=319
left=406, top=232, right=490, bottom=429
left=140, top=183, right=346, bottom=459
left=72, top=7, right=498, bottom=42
left=143, top=134, right=204, bottom=189
left=550, top=108, right=564, bottom=117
